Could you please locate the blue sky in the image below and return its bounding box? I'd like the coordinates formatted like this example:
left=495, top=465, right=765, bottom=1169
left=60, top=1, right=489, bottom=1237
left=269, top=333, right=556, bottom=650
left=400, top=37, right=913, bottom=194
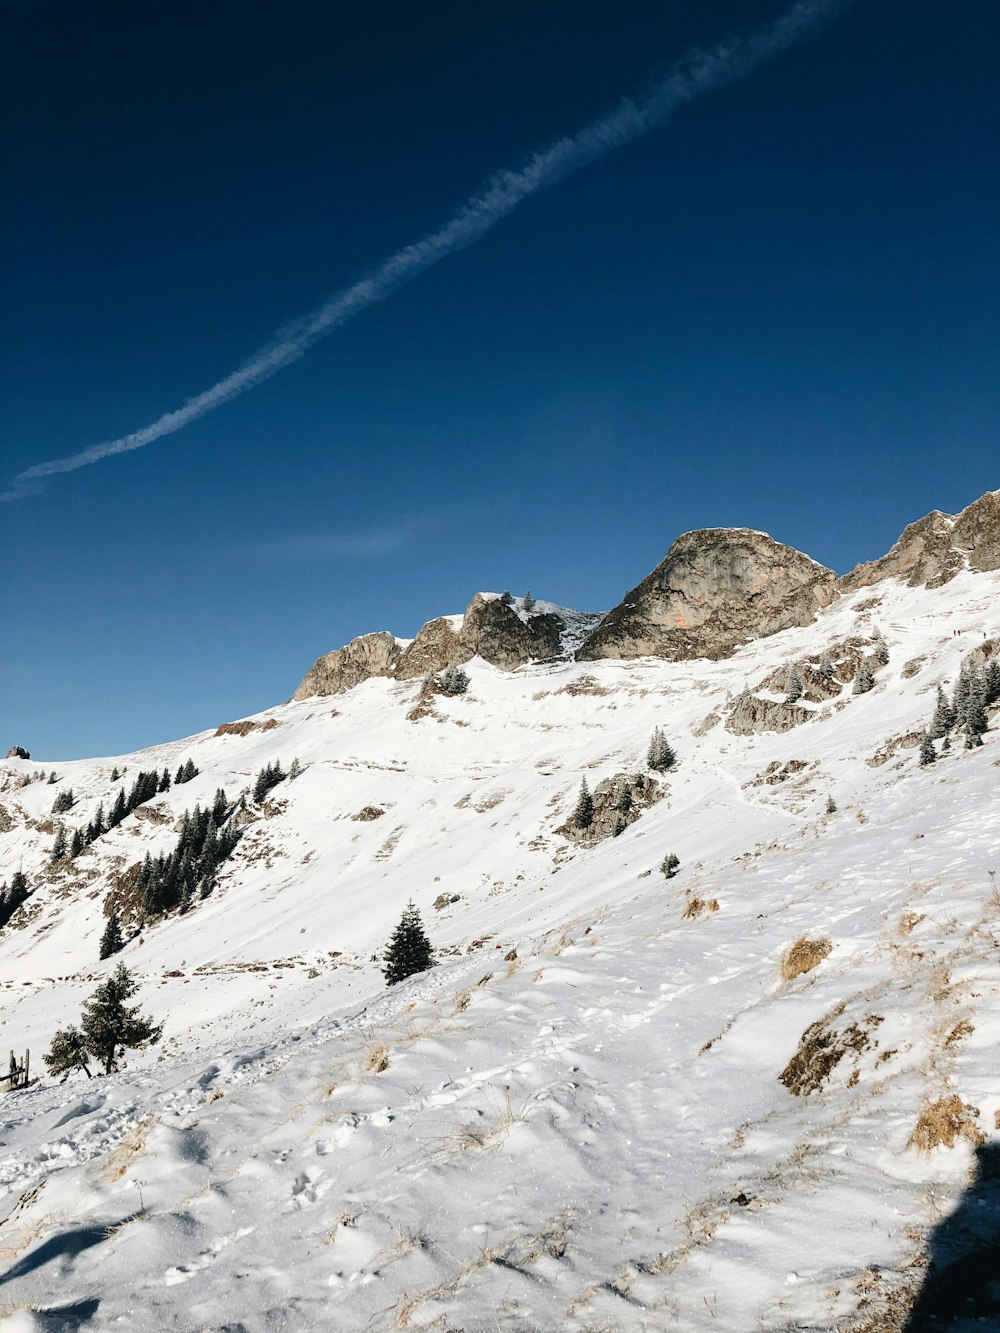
left=2, top=0, right=997, bottom=760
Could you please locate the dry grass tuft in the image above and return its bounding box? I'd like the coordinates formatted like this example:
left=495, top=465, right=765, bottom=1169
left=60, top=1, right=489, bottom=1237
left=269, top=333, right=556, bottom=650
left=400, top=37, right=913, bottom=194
left=365, top=1043, right=390, bottom=1074
left=908, top=1095, right=984, bottom=1152
left=780, top=936, right=832, bottom=981
left=352, top=805, right=384, bottom=822
left=943, top=1019, right=974, bottom=1049
left=682, top=896, right=720, bottom=919
left=106, top=1120, right=152, bottom=1181
left=898, top=911, right=925, bottom=936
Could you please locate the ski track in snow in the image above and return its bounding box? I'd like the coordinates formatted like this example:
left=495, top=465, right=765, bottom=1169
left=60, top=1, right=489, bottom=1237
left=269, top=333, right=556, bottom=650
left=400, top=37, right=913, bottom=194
left=0, top=570, right=998, bottom=1329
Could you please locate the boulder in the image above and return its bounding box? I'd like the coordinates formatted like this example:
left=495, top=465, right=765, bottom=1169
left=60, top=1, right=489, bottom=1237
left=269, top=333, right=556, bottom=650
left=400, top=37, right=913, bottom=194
left=5, top=746, right=29, bottom=760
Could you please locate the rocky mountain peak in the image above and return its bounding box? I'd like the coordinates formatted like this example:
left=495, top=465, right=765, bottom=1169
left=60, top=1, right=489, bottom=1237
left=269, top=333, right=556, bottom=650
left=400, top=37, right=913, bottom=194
left=839, top=490, right=999, bottom=592
left=293, top=593, right=602, bottom=699
left=577, top=526, right=837, bottom=663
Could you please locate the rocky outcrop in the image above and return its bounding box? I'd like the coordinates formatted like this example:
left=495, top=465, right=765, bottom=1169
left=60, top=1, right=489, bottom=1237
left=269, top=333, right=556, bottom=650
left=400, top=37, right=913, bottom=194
left=953, top=491, right=1000, bottom=574
left=840, top=491, right=1000, bottom=591
left=5, top=747, right=29, bottom=760
left=577, top=529, right=837, bottom=663
left=725, top=695, right=814, bottom=737
left=294, top=595, right=572, bottom=699
left=558, top=772, right=663, bottom=845
left=294, top=631, right=402, bottom=700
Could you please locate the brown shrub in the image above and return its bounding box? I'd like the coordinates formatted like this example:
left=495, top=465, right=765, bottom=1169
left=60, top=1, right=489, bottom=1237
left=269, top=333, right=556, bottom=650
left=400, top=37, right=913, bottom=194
left=779, top=1008, right=880, bottom=1096
left=352, top=806, right=385, bottom=822
left=780, top=936, right=832, bottom=981
left=907, top=1096, right=984, bottom=1152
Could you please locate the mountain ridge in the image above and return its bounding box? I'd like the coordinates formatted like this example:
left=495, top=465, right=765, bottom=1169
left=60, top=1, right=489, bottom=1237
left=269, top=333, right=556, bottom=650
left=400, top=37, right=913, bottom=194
left=293, top=490, right=999, bottom=698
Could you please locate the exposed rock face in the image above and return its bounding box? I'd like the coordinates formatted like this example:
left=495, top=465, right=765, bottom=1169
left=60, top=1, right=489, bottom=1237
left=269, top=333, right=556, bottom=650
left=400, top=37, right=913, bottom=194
left=725, top=694, right=814, bottom=737
left=578, top=529, right=837, bottom=663
left=558, top=772, right=663, bottom=845
left=953, top=490, right=1000, bottom=574
left=293, top=631, right=402, bottom=700
left=294, top=595, right=570, bottom=699
left=5, top=747, right=29, bottom=760
left=840, top=491, right=1000, bottom=591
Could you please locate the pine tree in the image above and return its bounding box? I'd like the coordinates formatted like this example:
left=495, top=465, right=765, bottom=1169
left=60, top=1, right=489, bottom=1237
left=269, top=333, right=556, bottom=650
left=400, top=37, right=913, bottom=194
left=79, top=963, right=162, bottom=1074
left=288, top=758, right=301, bottom=780
left=964, top=676, right=989, bottom=739
left=661, top=853, right=680, bottom=879
left=784, top=669, right=803, bottom=704
left=438, top=665, right=470, bottom=695
left=853, top=663, right=875, bottom=695
left=572, top=778, right=594, bottom=829
left=52, top=788, right=74, bottom=815
left=43, top=1025, right=92, bottom=1081
left=647, top=727, right=675, bottom=772
left=984, top=661, right=1000, bottom=706
left=174, top=763, right=184, bottom=785
left=159, top=767, right=171, bottom=793
left=99, top=913, right=125, bottom=960
left=522, top=590, right=535, bottom=613
left=826, top=796, right=837, bottom=814
left=382, top=902, right=434, bottom=985
left=873, top=639, right=890, bottom=666
left=930, top=685, right=954, bottom=738
left=109, top=788, right=127, bottom=828
left=51, top=824, right=68, bottom=861
left=69, top=827, right=85, bottom=859
left=919, top=732, right=936, bottom=766
left=616, top=788, right=633, bottom=813
left=819, top=656, right=835, bottom=680
left=500, top=590, right=513, bottom=606
left=0, top=871, right=30, bottom=929
left=110, top=766, right=120, bottom=782
left=47, top=771, right=58, bottom=784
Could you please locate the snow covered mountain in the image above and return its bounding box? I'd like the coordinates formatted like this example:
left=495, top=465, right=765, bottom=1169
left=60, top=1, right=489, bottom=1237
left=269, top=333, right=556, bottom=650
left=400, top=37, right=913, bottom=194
left=0, top=495, right=998, bottom=1331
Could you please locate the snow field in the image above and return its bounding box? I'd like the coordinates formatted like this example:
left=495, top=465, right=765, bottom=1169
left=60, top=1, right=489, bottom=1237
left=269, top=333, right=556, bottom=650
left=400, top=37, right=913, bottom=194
left=0, top=569, right=997, bottom=1328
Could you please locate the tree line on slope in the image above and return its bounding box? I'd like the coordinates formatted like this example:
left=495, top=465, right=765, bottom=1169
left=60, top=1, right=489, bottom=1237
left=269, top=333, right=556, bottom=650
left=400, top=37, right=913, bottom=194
left=920, top=661, right=998, bottom=763
left=49, top=758, right=200, bottom=863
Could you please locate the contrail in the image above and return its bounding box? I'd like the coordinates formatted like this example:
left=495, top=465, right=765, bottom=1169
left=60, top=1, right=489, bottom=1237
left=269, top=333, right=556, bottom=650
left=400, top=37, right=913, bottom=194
left=4, top=0, right=853, bottom=501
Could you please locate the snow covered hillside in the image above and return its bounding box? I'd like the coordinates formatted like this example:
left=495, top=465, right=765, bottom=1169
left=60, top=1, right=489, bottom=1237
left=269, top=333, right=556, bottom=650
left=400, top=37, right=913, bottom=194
left=0, top=566, right=998, bottom=1331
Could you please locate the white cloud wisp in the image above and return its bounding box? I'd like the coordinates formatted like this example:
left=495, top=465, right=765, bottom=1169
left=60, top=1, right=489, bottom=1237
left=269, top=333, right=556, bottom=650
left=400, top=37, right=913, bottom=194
left=3, top=0, right=853, bottom=502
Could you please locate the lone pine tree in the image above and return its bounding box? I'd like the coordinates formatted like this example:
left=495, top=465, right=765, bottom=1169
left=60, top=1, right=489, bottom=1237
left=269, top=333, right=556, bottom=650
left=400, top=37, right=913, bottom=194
left=647, top=727, right=675, bottom=772
left=44, top=963, right=161, bottom=1079
left=383, top=902, right=434, bottom=985
left=573, top=778, right=594, bottom=829
left=100, top=912, right=125, bottom=960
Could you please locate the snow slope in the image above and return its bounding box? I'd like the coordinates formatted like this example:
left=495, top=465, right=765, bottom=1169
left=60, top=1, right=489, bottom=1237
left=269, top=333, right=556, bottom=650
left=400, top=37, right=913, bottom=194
left=0, top=571, right=998, bottom=1331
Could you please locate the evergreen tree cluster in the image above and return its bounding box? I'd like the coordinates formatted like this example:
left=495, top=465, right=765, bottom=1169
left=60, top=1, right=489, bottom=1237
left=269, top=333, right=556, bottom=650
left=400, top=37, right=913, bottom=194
left=382, top=902, right=434, bottom=985
left=175, top=757, right=198, bottom=785
left=138, top=790, right=240, bottom=917
left=51, top=787, right=75, bottom=815
left=925, top=661, right=996, bottom=752
left=0, top=871, right=30, bottom=929
left=253, top=760, right=285, bottom=804
left=43, top=963, right=161, bottom=1079
left=647, top=727, right=676, bottom=772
